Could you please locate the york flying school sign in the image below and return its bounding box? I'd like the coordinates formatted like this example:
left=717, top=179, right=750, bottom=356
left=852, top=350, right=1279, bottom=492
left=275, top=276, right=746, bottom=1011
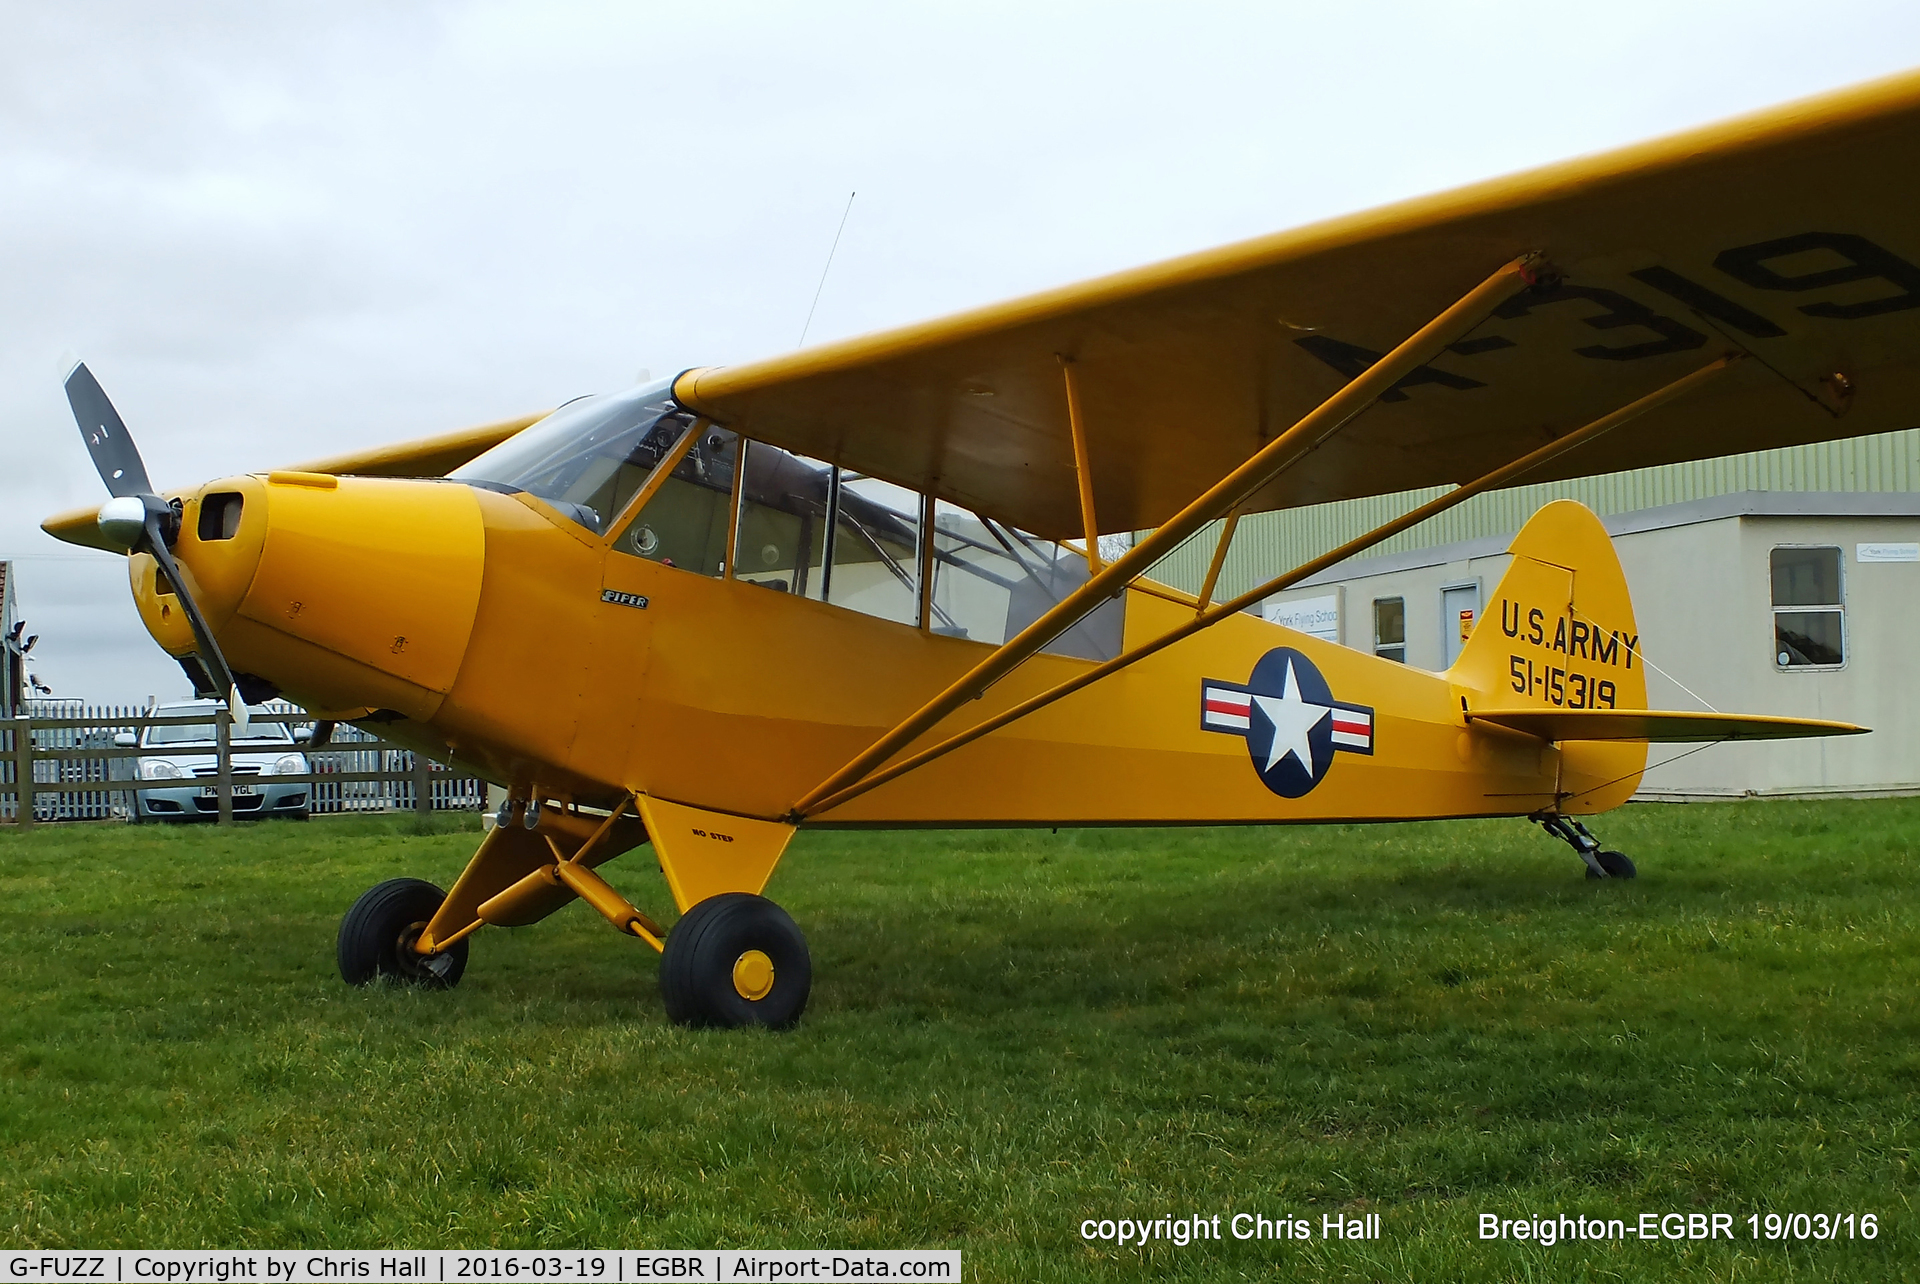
left=1201, top=647, right=1373, bottom=798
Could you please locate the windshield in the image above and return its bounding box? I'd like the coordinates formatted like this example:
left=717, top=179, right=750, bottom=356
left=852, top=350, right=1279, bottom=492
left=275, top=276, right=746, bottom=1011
left=143, top=720, right=295, bottom=747
left=449, top=377, right=698, bottom=533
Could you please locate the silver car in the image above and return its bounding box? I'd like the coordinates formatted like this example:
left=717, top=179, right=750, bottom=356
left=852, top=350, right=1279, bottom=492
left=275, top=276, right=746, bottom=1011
left=120, top=700, right=313, bottom=822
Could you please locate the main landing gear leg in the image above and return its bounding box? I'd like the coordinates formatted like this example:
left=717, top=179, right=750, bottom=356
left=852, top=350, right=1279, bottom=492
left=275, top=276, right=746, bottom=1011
left=1532, top=813, right=1636, bottom=880
left=336, top=791, right=811, bottom=1030
left=337, top=797, right=653, bottom=991
left=636, top=794, right=805, bottom=1029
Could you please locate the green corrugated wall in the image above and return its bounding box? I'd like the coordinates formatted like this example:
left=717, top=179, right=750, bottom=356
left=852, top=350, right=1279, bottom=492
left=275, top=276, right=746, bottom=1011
left=1149, top=427, right=1920, bottom=599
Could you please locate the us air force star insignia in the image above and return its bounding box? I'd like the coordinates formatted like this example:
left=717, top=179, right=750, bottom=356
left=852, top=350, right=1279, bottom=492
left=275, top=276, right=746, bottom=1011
left=1252, top=659, right=1328, bottom=775
left=1200, top=647, right=1373, bottom=798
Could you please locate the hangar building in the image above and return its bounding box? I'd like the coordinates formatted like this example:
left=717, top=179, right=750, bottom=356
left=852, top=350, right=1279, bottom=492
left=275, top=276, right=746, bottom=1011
left=1153, top=427, right=1919, bottom=800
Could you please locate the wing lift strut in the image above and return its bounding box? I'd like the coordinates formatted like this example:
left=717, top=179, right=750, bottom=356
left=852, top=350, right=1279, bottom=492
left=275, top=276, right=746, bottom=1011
left=786, top=254, right=1742, bottom=824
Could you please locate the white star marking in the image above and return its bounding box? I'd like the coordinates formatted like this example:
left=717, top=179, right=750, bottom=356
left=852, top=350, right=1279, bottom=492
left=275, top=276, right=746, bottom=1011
left=1250, top=659, right=1330, bottom=775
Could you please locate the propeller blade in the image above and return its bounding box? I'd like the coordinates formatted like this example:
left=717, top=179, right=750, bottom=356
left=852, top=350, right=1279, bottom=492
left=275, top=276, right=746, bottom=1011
left=141, top=512, right=243, bottom=717
left=64, top=361, right=154, bottom=498
left=63, top=361, right=250, bottom=725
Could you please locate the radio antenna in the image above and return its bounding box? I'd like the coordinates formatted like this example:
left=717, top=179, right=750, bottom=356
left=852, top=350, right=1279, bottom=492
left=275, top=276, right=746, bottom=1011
left=798, top=191, right=856, bottom=348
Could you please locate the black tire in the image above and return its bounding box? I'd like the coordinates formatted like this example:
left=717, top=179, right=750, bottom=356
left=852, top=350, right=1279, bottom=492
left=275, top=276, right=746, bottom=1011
left=337, top=877, right=467, bottom=988
left=660, top=893, right=811, bottom=1029
left=1585, top=850, right=1637, bottom=880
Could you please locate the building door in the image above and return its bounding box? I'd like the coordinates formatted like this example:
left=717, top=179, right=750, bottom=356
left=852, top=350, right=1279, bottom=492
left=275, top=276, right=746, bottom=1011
left=1441, top=582, right=1480, bottom=668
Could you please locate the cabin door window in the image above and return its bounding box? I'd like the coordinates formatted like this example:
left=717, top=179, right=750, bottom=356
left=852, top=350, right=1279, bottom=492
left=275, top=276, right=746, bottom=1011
left=823, top=472, right=923, bottom=625
left=731, top=441, right=834, bottom=597
left=726, top=441, right=924, bottom=626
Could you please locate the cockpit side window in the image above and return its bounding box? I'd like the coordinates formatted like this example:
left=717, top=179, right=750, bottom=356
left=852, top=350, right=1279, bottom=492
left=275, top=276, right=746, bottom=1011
left=612, top=426, right=740, bottom=576
left=927, top=501, right=1120, bottom=659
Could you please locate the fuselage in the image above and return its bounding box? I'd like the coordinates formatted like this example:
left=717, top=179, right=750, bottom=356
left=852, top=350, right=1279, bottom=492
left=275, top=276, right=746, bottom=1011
left=117, top=467, right=1645, bottom=827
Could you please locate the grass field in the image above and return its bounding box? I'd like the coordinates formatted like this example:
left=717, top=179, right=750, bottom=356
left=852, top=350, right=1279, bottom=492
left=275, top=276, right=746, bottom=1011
left=2, top=800, right=1917, bottom=1280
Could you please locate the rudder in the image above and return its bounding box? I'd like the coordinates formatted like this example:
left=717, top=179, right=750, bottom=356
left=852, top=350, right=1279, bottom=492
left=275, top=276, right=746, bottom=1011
left=1449, top=500, right=1647, bottom=810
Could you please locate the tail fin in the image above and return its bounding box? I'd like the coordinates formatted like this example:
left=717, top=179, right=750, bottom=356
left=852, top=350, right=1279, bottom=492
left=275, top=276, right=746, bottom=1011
left=1450, top=500, right=1646, bottom=810
left=1450, top=499, right=1646, bottom=712
left=1455, top=502, right=1869, bottom=750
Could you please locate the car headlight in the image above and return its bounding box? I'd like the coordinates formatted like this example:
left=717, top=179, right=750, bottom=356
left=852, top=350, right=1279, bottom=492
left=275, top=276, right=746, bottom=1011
left=140, top=759, right=182, bottom=780
left=273, top=754, right=306, bottom=776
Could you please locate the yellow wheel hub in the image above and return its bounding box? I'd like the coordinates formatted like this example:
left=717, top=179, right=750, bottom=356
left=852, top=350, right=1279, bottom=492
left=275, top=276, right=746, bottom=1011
left=732, top=949, right=776, bottom=1001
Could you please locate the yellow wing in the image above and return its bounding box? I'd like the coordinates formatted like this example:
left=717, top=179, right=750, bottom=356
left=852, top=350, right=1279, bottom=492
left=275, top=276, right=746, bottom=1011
left=285, top=411, right=547, bottom=479
left=1468, top=708, right=1868, bottom=743
left=675, top=69, right=1920, bottom=540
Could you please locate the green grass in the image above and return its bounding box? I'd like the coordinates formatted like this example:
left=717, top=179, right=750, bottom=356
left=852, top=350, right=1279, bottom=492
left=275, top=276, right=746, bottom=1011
left=2, top=801, right=1917, bottom=1281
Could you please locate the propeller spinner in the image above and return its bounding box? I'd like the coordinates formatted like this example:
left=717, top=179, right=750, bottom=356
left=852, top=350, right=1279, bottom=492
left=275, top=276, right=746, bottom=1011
left=63, top=361, right=251, bottom=727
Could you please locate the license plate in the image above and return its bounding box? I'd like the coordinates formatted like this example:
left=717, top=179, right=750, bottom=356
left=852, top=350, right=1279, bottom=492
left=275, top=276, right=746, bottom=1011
left=201, top=784, right=256, bottom=796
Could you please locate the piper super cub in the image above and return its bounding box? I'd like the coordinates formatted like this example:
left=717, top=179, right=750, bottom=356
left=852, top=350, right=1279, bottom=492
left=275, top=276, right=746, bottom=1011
left=56, top=69, right=1920, bottom=1027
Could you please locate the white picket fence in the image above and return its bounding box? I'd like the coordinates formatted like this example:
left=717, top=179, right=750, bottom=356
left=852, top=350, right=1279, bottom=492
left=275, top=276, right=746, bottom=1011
left=2, top=699, right=485, bottom=822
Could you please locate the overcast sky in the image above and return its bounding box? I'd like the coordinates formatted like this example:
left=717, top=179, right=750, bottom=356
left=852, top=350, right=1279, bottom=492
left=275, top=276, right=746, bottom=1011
left=8, top=0, right=1920, bottom=704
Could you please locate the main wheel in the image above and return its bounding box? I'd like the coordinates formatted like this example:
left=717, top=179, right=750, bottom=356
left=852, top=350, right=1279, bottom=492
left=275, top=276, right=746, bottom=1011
left=660, top=893, right=811, bottom=1029
left=337, top=877, right=467, bottom=988
left=1585, top=850, right=1637, bottom=880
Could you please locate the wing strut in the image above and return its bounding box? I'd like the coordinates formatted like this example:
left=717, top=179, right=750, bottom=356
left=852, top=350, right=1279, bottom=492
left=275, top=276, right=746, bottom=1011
left=793, top=349, right=1741, bottom=820
left=1059, top=356, right=1103, bottom=573
left=785, top=253, right=1550, bottom=820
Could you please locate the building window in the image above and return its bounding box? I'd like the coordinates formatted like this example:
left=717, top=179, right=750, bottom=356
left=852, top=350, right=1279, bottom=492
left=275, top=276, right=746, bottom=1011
left=1770, top=546, right=1845, bottom=668
left=1373, top=597, right=1405, bottom=663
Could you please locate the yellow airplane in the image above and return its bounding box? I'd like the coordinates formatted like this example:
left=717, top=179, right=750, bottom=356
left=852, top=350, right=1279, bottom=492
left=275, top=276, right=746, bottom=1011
left=58, top=67, right=1920, bottom=1028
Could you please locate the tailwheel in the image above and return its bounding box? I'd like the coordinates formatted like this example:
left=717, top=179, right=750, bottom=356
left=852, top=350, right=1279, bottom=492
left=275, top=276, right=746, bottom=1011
left=338, top=877, right=468, bottom=988
left=1586, top=850, right=1637, bottom=880
left=660, top=893, right=811, bottom=1029
left=1532, top=813, right=1636, bottom=880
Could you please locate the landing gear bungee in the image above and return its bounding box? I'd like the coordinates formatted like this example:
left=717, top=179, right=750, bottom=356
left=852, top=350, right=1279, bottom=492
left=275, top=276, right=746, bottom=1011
left=338, top=877, right=469, bottom=987
left=1533, top=813, right=1637, bottom=880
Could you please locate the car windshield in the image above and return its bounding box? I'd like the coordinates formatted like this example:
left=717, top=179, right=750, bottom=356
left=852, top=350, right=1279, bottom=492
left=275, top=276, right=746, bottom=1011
left=143, top=720, right=294, bottom=747
left=448, top=377, right=699, bottom=534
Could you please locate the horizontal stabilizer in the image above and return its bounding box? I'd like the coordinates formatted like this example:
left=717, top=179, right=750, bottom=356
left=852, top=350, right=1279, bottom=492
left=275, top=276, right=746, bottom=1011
left=1467, top=708, right=1868, bottom=743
